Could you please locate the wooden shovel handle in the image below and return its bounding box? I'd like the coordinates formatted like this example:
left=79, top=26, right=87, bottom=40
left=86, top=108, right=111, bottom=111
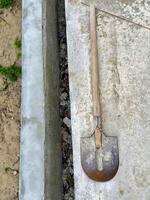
left=90, top=4, right=101, bottom=116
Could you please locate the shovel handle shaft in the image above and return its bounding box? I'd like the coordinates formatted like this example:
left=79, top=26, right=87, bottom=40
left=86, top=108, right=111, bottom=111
left=95, top=127, right=102, bottom=148
left=90, top=4, right=101, bottom=117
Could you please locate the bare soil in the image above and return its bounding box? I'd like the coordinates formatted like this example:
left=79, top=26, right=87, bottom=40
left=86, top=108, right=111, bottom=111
left=0, top=1, right=21, bottom=199
left=0, top=1, right=74, bottom=199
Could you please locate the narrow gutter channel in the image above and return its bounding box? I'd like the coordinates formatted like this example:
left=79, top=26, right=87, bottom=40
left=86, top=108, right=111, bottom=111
left=58, top=0, right=74, bottom=199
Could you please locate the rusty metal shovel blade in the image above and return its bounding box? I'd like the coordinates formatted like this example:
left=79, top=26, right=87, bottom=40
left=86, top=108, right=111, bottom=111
left=81, top=133, right=119, bottom=182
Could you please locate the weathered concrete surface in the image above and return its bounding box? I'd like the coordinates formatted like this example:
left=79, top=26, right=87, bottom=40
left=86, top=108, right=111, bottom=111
left=43, top=0, right=62, bottom=199
left=65, top=0, right=150, bottom=199
left=20, top=0, right=62, bottom=199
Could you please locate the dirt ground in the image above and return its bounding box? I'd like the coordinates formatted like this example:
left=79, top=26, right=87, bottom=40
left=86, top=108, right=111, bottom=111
left=0, top=1, right=74, bottom=199
left=0, top=1, right=21, bottom=199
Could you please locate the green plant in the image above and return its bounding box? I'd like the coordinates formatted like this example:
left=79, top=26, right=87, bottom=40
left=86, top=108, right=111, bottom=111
left=14, top=37, right=21, bottom=49
left=0, top=66, right=21, bottom=81
left=17, top=52, right=21, bottom=59
left=0, top=0, right=14, bottom=8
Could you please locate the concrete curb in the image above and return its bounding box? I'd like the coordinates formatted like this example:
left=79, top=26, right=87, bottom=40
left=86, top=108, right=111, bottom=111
left=20, top=0, right=62, bottom=199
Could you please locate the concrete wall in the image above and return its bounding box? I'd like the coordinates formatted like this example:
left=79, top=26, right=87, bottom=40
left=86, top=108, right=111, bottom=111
left=20, top=0, right=62, bottom=199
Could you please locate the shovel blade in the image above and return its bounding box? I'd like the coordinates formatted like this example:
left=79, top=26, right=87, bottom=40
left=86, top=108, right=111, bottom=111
left=81, top=134, right=119, bottom=182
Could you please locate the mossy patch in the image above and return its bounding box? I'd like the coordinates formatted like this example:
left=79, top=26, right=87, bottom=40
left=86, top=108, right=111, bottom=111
left=0, top=0, right=14, bottom=8
left=0, top=66, right=21, bottom=81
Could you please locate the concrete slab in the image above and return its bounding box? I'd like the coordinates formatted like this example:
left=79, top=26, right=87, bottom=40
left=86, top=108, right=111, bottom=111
left=65, top=0, right=150, bottom=199
left=20, top=0, right=62, bottom=199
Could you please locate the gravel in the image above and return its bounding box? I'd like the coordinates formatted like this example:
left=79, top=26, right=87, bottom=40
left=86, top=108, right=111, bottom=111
left=58, top=1, right=74, bottom=199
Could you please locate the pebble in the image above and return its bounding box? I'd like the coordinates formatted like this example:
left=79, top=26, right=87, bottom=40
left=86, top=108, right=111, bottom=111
left=63, top=117, right=71, bottom=128
left=60, top=92, right=68, bottom=101
left=13, top=170, right=18, bottom=176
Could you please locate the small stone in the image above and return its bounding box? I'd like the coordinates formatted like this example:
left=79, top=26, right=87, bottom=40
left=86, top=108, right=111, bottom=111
left=60, top=101, right=66, bottom=106
left=60, top=92, right=67, bottom=101
left=13, top=171, right=18, bottom=176
left=63, top=117, right=71, bottom=128
left=0, top=76, right=7, bottom=91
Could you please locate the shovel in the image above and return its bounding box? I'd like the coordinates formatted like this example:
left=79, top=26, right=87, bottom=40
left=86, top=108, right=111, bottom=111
left=80, top=4, right=119, bottom=182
